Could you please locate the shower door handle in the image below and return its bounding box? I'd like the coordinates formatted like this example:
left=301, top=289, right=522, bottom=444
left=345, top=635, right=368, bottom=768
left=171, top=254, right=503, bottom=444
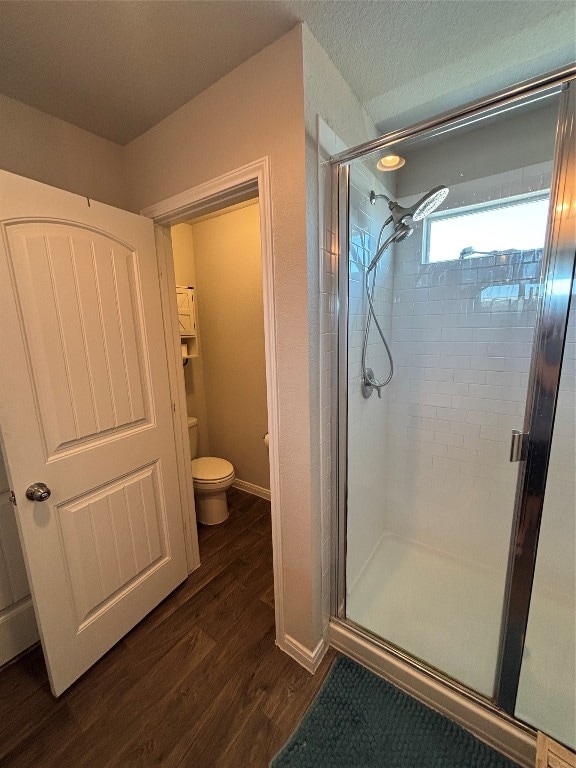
left=509, top=431, right=528, bottom=463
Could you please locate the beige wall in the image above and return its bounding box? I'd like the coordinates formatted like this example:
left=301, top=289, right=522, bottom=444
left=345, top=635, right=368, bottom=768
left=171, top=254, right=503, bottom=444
left=0, top=94, right=128, bottom=209
left=0, top=451, right=8, bottom=494
left=0, top=22, right=378, bottom=661
left=124, top=26, right=320, bottom=651
left=0, top=24, right=323, bottom=658
left=171, top=223, right=211, bottom=458
left=302, top=27, right=379, bottom=635
left=191, top=202, right=269, bottom=490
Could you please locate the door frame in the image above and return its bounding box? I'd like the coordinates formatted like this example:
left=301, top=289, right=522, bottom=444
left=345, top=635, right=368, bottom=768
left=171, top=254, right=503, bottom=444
left=141, top=157, right=285, bottom=641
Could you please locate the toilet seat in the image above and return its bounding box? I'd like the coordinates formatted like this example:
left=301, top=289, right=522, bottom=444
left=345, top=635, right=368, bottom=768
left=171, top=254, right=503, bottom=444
left=192, top=457, right=234, bottom=483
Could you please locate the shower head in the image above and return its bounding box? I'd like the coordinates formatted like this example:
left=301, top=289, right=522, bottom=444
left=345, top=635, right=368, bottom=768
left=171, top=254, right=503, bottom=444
left=411, top=186, right=450, bottom=221
left=369, top=185, right=449, bottom=226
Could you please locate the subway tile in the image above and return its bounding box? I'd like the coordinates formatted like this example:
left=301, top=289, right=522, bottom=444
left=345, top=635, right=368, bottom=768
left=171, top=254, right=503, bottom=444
left=457, top=312, right=493, bottom=328
left=470, top=356, right=507, bottom=371
left=414, top=327, right=443, bottom=343
left=442, top=298, right=475, bottom=314
left=490, top=310, right=537, bottom=329
left=445, top=446, right=479, bottom=463
left=479, top=424, right=513, bottom=442
left=408, top=379, right=439, bottom=395
left=487, top=341, right=534, bottom=358
left=450, top=421, right=481, bottom=438
left=437, top=381, right=470, bottom=396
left=441, top=327, right=474, bottom=342
left=418, top=441, right=449, bottom=456
left=441, top=341, right=489, bottom=357
left=394, top=274, right=420, bottom=290
left=411, top=354, right=442, bottom=368
left=407, top=427, right=434, bottom=443
left=421, top=393, right=453, bottom=408
left=441, top=355, right=471, bottom=369
left=504, top=357, right=532, bottom=373
left=413, top=300, right=443, bottom=315
left=466, top=409, right=508, bottom=427
left=451, top=395, right=488, bottom=412
left=452, top=369, right=487, bottom=385
left=391, top=329, right=414, bottom=343
left=475, top=449, right=509, bottom=468
left=432, top=455, right=462, bottom=473
left=434, top=431, right=464, bottom=447
left=410, top=366, right=454, bottom=382
left=407, top=403, right=438, bottom=418
left=467, top=383, right=527, bottom=402
left=435, top=406, right=467, bottom=422
left=482, top=398, right=519, bottom=415
left=420, top=417, right=451, bottom=433
left=474, top=326, right=535, bottom=344
left=395, top=287, right=430, bottom=303
left=393, top=302, right=416, bottom=316
left=485, top=371, right=524, bottom=387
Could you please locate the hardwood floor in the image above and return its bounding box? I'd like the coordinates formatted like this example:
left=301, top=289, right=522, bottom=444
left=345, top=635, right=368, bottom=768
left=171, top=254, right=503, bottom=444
left=0, top=488, right=336, bottom=767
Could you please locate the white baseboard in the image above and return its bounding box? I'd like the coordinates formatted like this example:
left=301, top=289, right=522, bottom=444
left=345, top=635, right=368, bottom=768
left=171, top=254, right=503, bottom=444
left=329, top=620, right=536, bottom=768
left=232, top=479, right=271, bottom=501
left=277, top=633, right=328, bottom=673
left=0, top=597, right=39, bottom=667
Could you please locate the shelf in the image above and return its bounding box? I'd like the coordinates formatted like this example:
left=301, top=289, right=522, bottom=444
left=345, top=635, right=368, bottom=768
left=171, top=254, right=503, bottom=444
left=176, top=285, right=199, bottom=359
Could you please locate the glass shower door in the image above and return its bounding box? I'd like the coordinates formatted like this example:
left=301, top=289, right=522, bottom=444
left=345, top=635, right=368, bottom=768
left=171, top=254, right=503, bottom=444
left=342, top=88, right=564, bottom=698
left=514, top=276, right=575, bottom=749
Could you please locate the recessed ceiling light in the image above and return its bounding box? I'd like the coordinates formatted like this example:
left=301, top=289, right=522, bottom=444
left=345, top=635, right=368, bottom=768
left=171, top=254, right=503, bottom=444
left=377, top=154, right=405, bottom=171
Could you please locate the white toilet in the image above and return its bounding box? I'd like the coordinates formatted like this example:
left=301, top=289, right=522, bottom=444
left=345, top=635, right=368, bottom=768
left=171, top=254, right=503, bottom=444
left=188, top=416, right=235, bottom=525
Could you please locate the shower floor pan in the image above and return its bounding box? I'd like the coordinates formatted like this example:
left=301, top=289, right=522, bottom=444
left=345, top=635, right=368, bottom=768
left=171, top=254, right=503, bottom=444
left=346, top=533, right=575, bottom=748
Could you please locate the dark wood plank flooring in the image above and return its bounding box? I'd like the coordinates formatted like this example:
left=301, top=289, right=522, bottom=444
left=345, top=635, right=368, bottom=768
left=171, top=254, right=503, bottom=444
left=0, top=488, right=336, bottom=767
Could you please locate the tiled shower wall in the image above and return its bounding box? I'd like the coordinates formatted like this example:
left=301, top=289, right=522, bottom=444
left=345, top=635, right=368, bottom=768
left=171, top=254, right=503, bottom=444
left=346, top=168, right=396, bottom=588
left=340, top=148, right=574, bottom=600
left=383, top=244, right=542, bottom=571
left=376, top=162, right=572, bottom=591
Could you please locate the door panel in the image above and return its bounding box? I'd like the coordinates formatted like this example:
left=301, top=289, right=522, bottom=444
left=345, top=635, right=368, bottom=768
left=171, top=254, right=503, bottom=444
left=58, top=462, right=167, bottom=627
left=0, top=170, right=187, bottom=695
left=6, top=223, right=149, bottom=454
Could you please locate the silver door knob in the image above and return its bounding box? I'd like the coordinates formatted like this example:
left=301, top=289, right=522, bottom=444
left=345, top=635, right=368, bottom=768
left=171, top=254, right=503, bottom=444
left=25, top=483, right=51, bottom=502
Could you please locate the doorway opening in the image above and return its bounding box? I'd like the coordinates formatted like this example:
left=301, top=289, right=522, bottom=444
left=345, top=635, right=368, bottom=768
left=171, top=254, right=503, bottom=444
left=142, top=157, right=285, bottom=643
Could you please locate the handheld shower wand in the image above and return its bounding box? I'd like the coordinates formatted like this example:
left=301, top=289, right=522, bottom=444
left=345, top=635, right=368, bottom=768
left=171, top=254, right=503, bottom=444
left=362, top=184, right=449, bottom=398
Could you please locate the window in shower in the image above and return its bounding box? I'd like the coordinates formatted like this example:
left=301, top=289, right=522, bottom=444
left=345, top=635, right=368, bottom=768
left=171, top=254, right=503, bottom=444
left=339, top=86, right=571, bottom=706
left=424, top=191, right=550, bottom=263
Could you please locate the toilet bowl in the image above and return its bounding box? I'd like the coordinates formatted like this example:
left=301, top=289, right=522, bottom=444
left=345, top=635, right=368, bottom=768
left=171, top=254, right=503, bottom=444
left=188, top=417, right=235, bottom=525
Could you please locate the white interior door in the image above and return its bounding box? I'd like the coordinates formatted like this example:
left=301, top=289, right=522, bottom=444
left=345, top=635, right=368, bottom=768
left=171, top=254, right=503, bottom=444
left=0, top=170, right=188, bottom=695
left=0, top=450, right=39, bottom=665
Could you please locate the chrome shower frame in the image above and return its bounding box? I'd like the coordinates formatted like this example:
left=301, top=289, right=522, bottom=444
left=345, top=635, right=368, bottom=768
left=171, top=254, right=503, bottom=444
left=330, top=63, right=576, bottom=757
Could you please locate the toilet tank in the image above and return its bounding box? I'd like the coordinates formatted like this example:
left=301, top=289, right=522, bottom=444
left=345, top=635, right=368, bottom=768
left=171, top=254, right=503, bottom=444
left=187, top=416, right=198, bottom=459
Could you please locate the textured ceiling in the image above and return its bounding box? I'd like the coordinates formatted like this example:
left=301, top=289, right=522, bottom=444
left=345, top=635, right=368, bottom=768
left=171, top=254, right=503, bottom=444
left=0, top=1, right=574, bottom=144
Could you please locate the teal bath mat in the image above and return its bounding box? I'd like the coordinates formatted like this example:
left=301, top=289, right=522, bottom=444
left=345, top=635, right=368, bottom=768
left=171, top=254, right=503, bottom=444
left=271, top=657, right=519, bottom=767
